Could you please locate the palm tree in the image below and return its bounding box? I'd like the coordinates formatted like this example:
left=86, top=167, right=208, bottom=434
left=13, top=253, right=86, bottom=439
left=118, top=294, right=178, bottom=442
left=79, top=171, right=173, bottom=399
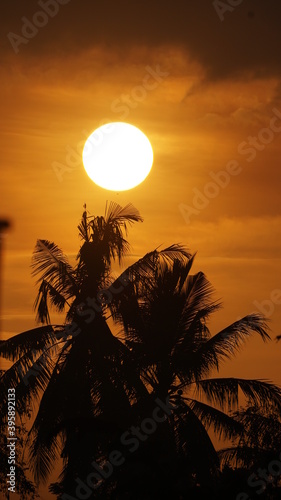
left=219, top=404, right=281, bottom=498
left=0, top=202, right=280, bottom=499
left=0, top=203, right=189, bottom=497
left=220, top=404, right=281, bottom=464
left=108, top=256, right=281, bottom=497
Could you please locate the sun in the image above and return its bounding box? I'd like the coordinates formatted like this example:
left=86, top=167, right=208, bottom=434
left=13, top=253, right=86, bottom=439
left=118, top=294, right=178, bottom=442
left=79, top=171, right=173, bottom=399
left=82, top=122, right=154, bottom=191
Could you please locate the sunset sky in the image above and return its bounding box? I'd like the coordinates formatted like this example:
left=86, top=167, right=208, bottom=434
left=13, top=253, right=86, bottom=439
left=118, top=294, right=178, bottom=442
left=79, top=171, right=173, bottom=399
left=1, top=0, right=281, bottom=387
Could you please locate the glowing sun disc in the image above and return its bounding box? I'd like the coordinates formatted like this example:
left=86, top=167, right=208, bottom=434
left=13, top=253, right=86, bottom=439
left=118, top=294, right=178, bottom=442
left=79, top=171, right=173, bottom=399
left=82, top=122, right=154, bottom=191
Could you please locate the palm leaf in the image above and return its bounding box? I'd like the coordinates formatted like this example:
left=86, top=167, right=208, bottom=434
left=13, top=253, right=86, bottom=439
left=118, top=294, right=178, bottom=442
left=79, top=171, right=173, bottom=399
left=233, top=405, right=281, bottom=449
left=189, top=314, right=270, bottom=378
left=196, top=377, right=281, bottom=411
left=0, top=344, right=60, bottom=417
left=34, top=280, right=51, bottom=324
left=174, top=403, right=220, bottom=485
left=0, top=325, right=60, bottom=361
left=184, top=269, right=216, bottom=304
left=104, top=201, right=143, bottom=229
left=186, top=397, right=243, bottom=440
left=157, top=244, right=192, bottom=265
left=34, top=280, right=68, bottom=323
left=110, top=245, right=192, bottom=294
left=0, top=326, right=73, bottom=420
left=218, top=445, right=275, bottom=468
left=31, top=239, right=77, bottom=295
left=77, top=203, right=143, bottom=272
left=77, top=208, right=90, bottom=242
left=218, top=445, right=258, bottom=467
left=175, top=271, right=221, bottom=348
left=27, top=340, right=74, bottom=483
left=45, top=280, right=68, bottom=311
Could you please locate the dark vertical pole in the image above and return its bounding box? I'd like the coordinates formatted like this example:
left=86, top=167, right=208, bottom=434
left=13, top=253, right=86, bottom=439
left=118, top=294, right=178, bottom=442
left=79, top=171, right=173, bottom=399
left=0, top=219, right=10, bottom=371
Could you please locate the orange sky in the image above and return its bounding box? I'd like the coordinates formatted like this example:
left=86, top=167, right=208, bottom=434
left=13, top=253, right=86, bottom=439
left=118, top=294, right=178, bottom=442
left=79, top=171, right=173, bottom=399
left=1, top=0, right=281, bottom=391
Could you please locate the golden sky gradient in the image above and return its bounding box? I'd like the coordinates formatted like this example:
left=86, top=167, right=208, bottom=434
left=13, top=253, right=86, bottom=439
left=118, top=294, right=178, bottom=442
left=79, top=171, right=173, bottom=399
left=1, top=0, right=281, bottom=390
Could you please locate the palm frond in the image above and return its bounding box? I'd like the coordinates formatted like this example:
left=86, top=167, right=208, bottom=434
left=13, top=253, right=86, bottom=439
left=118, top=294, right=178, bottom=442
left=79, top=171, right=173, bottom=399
left=31, top=239, right=77, bottom=294
left=104, top=201, right=143, bottom=229
left=196, top=377, right=281, bottom=412
left=186, top=398, right=243, bottom=440
left=109, top=254, right=217, bottom=377
left=189, top=314, right=270, bottom=378
left=177, top=303, right=221, bottom=350
left=110, top=245, right=192, bottom=291
left=45, top=281, right=68, bottom=311
left=0, top=326, right=73, bottom=420
left=29, top=434, right=61, bottom=485
left=27, top=340, right=74, bottom=483
left=175, top=403, right=220, bottom=484
left=217, top=313, right=270, bottom=342
left=0, top=344, right=60, bottom=417
left=176, top=271, right=221, bottom=347
left=218, top=445, right=274, bottom=468
left=77, top=203, right=143, bottom=270
left=34, top=280, right=68, bottom=324
left=182, top=271, right=218, bottom=315
left=218, top=445, right=263, bottom=467
left=34, top=280, right=50, bottom=324
left=31, top=240, right=78, bottom=323
left=233, top=405, right=281, bottom=449
left=158, top=244, right=192, bottom=265
left=0, top=325, right=60, bottom=361
left=77, top=208, right=90, bottom=242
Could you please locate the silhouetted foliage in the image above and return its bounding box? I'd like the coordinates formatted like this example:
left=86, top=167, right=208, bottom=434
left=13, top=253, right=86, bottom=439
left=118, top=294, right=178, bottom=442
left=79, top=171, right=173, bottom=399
left=0, top=414, right=37, bottom=499
left=0, top=203, right=281, bottom=499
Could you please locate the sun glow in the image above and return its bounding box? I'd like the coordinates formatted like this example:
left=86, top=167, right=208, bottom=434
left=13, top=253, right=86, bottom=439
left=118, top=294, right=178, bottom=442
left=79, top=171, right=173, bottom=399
left=82, top=122, right=154, bottom=191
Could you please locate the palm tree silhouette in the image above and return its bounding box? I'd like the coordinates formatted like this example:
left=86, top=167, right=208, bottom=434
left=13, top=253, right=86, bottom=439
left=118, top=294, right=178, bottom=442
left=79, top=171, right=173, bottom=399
left=0, top=202, right=280, bottom=499
left=107, top=255, right=281, bottom=498
left=219, top=404, right=281, bottom=498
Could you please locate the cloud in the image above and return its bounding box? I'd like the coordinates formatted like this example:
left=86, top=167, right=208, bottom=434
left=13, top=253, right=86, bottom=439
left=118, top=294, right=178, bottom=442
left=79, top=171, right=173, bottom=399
left=1, top=0, right=281, bottom=82
left=185, top=216, right=281, bottom=259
